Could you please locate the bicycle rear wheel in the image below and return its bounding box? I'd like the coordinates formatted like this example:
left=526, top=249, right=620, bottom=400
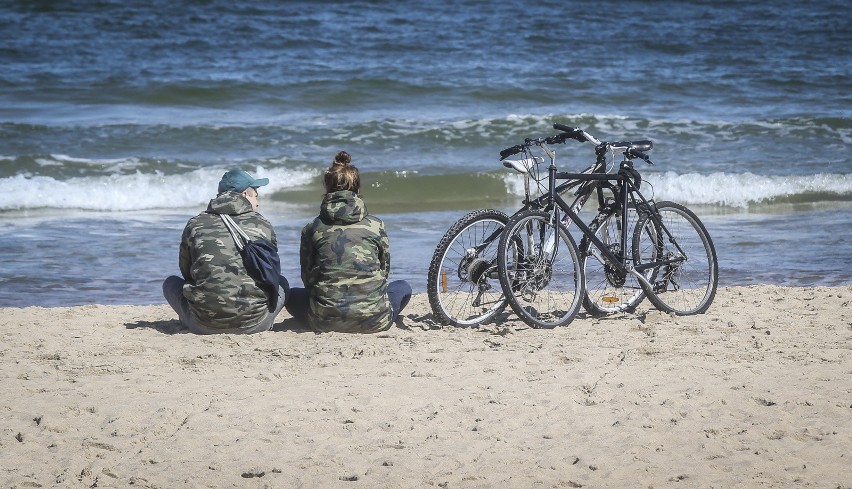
left=581, top=206, right=649, bottom=315
left=497, top=209, right=584, bottom=328
left=633, top=201, right=718, bottom=315
left=427, top=209, right=508, bottom=326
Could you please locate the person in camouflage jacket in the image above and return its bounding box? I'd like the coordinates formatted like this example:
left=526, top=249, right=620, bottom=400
left=162, top=169, right=289, bottom=334
left=286, top=151, right=411, bottom=333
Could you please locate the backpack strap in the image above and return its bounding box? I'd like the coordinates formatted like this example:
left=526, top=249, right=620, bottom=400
left=220, top=214, right=251, bottom=251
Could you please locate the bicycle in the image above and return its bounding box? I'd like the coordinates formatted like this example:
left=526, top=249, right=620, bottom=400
left=495, top=123, right=719, bottom=329
left=427, top=125, right=639, bottom=326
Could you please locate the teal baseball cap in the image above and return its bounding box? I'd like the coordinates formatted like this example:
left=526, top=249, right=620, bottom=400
left=217, top=169, right=269, bottom=194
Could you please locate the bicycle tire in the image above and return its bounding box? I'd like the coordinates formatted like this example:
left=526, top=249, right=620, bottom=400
left=497, top=209, right=584, bottom=329
left=632, top=201, right=718, bottom=315
left=427, top=209, right=509, bottom=326
left=581, top=206, right=650, bottom=316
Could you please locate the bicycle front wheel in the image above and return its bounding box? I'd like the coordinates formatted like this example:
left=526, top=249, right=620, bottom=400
left=427, top=209, right=508, bottom=326
left=633, top=201, right=718, bottom=315
left=581, top=206, right=649, bottom=315
left=497, top=210, right=584, bottom=329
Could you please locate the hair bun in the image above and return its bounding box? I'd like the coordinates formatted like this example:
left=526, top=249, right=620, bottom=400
left=324, top=150, right=360, bottom=193
left=333, top=151, right=351, bottom=167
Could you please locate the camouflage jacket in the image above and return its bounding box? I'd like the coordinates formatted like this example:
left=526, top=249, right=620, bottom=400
left=300, top=190, right=392, bottom=333
left=179, top=192, right=278, bottom=330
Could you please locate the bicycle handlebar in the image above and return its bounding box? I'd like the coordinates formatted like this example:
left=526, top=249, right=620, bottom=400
left=499, top=122, right=655, bottom=164
left=555, top=123, right=654, bottom=165
left=498, top=125, right=592, bottom=160
left=552, top=123, right=597, bottom=144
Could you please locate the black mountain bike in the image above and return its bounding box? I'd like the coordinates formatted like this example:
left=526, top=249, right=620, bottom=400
left=427, top=124, right=649, bottom=326
left=496, top=124, right=719, bottom=329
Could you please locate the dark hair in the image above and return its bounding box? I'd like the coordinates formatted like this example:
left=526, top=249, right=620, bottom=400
left=324, top=151, right=360, bottom=194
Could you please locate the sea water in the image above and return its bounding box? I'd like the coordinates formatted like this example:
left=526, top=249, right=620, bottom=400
left=1, top=0, right=850, bottom=306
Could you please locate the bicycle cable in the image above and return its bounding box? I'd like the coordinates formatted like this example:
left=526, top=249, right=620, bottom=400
left=607, top=145, right=618, bottom=173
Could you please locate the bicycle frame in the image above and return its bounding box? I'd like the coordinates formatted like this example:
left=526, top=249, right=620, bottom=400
left=469, top=144, right=605, bottom=257
left=547, top=160, right=689, bottom=293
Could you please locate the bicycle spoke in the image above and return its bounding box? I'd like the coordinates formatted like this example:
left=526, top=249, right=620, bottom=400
left=428, top=210, right=508, bottom=326
left=634, top=202, right=718, bottom=315
left=498, top=210, right=583, bottom=328
left=582, top=207, right=648, bottom=315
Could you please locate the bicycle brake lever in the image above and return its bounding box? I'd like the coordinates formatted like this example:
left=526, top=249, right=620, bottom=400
left=545, top=134, right=567, bottom=145
left=631, top=150, right=654, bottom=165
left=552, top=123, right=589, bottom=143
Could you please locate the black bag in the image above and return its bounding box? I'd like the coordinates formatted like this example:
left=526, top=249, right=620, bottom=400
left=221, top=214, right=281, bottom=309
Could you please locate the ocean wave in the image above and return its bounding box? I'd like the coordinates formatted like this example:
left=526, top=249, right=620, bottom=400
left=3, top=114, right=849, bottom=181
left=3, top=165, right=848, bottom=213
left=640, top=172, right=852, bottom=207
left=310, top=113, right=852, bottom=149
left=504, top=171, right=852, bottom=208
left=5, top=113, right=847, bottom=153
left=0, top=166, right=316, bottom=212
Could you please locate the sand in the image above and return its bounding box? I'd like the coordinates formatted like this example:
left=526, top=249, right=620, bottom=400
left=1, top=285, right=850, bottom=488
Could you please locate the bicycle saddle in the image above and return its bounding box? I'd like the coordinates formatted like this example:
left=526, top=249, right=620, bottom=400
left=502, top=156, right=543, bottom=174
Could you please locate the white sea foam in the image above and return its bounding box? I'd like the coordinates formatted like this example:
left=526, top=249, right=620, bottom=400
left=0, top=166, right=317, bottom=211
left=649, top=172, right=852, bottom=207
left=503, top=171, right=852, bottom=208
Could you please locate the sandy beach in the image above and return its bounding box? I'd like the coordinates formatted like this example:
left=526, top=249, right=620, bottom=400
left=1, top=285, right=849, bottom=488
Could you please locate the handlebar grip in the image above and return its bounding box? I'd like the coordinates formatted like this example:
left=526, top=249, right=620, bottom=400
left=500, top=144, right=524, bottom=160
left=630, top=149, right=654, bottom=165
left=552, top=123, right=588, bottom=143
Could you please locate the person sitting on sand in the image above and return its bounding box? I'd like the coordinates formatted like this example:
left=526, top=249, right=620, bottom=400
left=163, top=169, right=289, bottom=334
left=285, top=151, right=411, bottom=333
